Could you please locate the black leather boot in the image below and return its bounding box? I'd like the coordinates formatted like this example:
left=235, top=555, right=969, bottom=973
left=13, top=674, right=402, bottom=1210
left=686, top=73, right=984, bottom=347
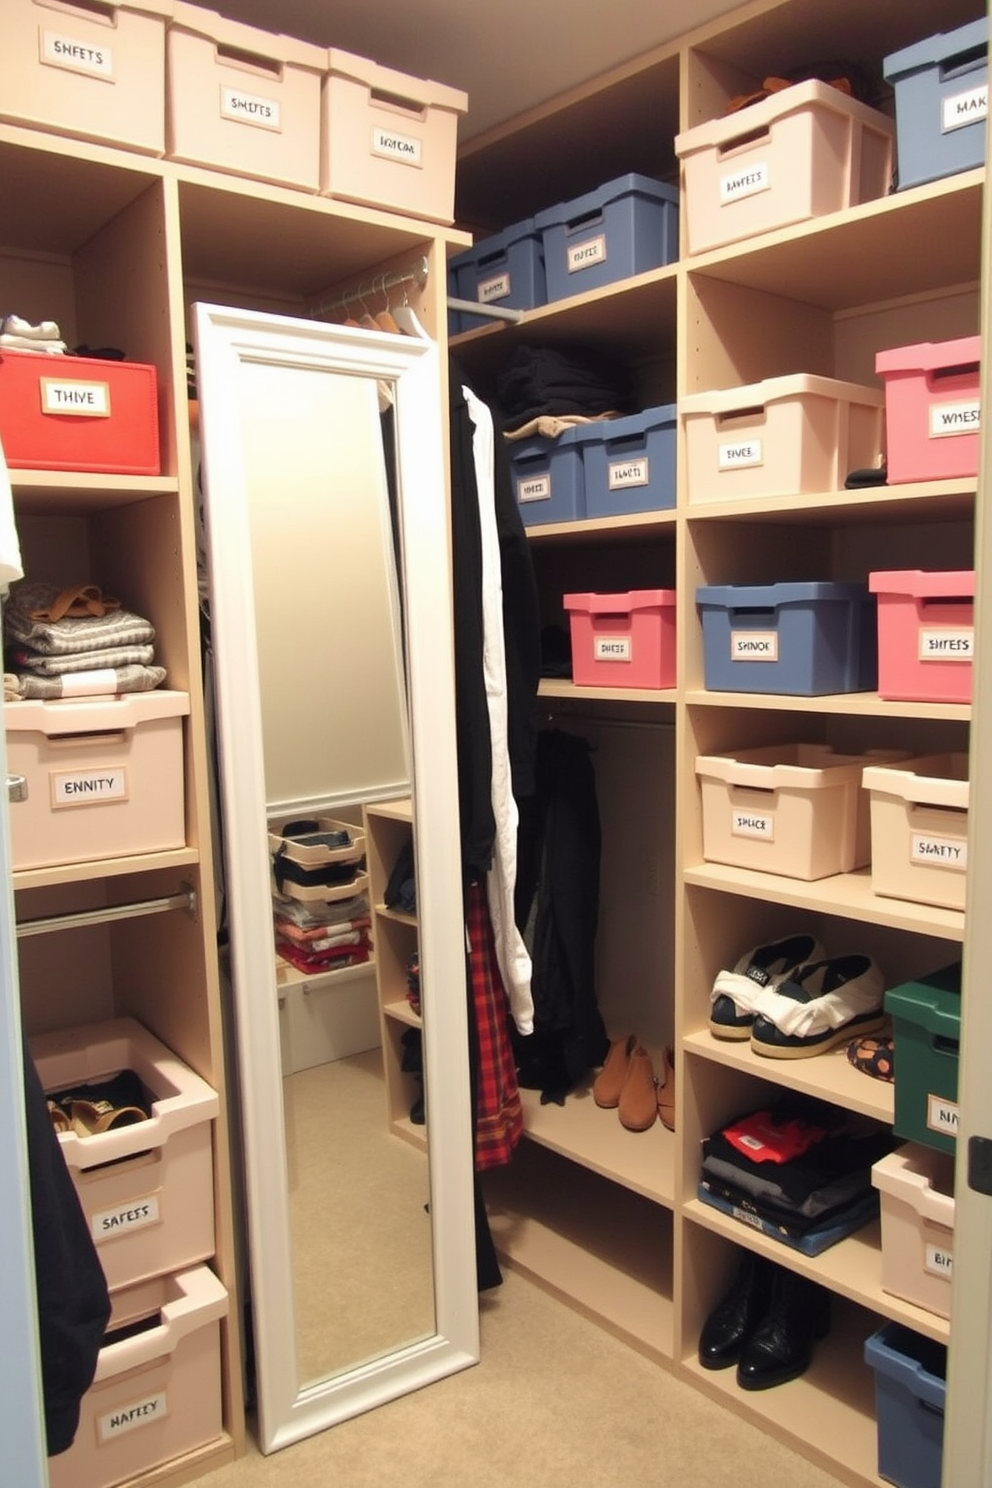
left=736, top=1266, right=831, bottom=1390
left=698, top=1249, right=774, bottom=1370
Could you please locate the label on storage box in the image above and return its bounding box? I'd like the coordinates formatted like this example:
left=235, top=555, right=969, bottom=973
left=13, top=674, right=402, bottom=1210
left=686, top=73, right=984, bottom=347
left=92, top=1193, right=161, bottom=1245
left=40, top=30, right=114, bottom=80
left=911, top=833, right=967, bottom=870
left=478, top=273, right=510, bottom=303
left=593, top=635, right=632, bottom=663
left=568, top=235, right=606, bottom=273
left=919, top=626, right=974, bottom=661
left=927, top=1094, right=959, bottom=1140
left=51, top=766, right=127, bottom=807
left=718, top=439, right=763, bottom=470
left=372, top=127, right=422, bottom=168
left=608, top=457, right=649, bottom=489
left=731, top=809, right=774, bottom=841
left=98, top=1391, right=168, bottom=1443
left=40, top=379, right=110, bottom=417
left=925, top=1243, right=953, bottom=1279
left=720, top=162, right=769, bottom=204
left=730, top=629, right=778, bottom=661
left=929, top=400, right=981, bottom=438
left=943, top=84, right=988, bottom=133
left=221, top=87, right=281, bottom=131
left=517, top=474, right=550, bottom=503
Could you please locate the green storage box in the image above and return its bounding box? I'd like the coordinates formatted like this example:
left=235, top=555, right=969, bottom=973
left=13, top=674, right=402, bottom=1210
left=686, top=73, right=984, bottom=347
left=886, top=963, right=962, bottom=1156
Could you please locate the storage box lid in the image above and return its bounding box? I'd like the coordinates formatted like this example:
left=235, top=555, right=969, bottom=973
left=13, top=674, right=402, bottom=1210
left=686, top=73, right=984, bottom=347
left=171, top=1, right=326, bottom=70
left=509, top=423, right=603, bottom=457
left=885, top=962, right=962, bottom=1033
left=696, top=580, right=871, bottom=609
left=871, top=1143, right=956, bottom=1226
left=5, top=690, right=190, bottom=736
left=868, top=569, right=975, bottom=599
left=695, top=742, right=869, bottom=789
left=883, top=17, right=988, bottom=84
left=449, top=217, right=541, bottom=270
left=564, top=589, right=676, bottom=616
left=864, top=1323, right=947, bottom=1406
left=680, top=374, right=884, bottom=418
left=862, top=753, right=969, bottom=809
left=674, top=77, right=894, bottom=159
left=326, top=47, right=468, bottom=113
left=875, top=335, right=981, bottom=377
left=593, top=403, right=678, bottom=441
left=533, top=173, right=679, bottom=231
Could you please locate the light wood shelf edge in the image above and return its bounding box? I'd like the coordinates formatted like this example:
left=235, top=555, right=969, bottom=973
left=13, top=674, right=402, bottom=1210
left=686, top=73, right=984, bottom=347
left=12, top=847, right=200, bottom=893
left=519, top=1084, right=675, bottom=1205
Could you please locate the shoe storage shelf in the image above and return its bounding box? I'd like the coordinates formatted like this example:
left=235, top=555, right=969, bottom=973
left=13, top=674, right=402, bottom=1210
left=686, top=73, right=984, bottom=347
left=452, top=0, right=980, bottom=1483
left=1, top=75, right=463, bottom=1484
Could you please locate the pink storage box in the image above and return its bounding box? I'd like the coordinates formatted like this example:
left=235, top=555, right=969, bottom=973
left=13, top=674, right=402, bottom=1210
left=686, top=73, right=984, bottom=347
left=5, top=691, right=189, bottom=872
left=680, top=374, right=884, bottom=503
left=870, top=570, right=975, bottom=704
left=321, top=49, right=467, bottom=222
left=876, top=336, right=981, bottom=483
left=30, top=1018, right=218, bottom=1291
left=47, top=1265, right=228, bottom=1488
left=166, top=1, right=324, bottom=190
left=872, top=1144, right=955, bottom=1320
left=863, top=754, right=970, bottom=911
left=563, top=590, right=676, bottom=690
left=674, top=79, right=894, bottom=254
left=1, top=0, right=171, bottom=154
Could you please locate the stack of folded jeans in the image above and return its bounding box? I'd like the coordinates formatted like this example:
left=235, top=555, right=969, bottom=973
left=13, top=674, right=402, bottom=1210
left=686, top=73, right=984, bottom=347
left=3, top=581, right=165, bottom=699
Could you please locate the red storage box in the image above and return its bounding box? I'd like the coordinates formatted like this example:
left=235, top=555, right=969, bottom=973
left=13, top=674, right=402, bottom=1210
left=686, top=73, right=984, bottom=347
left=876, top=336, right=981, bottom=484
left=0, top=349, right=160, bottom=474
left=870, top=570, right=975, bottom=704
left=563, top=589, right=676, bottom=689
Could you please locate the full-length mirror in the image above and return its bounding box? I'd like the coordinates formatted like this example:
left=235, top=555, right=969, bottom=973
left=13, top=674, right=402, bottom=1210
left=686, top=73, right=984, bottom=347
left=193, top=303, right=478, bottom=1452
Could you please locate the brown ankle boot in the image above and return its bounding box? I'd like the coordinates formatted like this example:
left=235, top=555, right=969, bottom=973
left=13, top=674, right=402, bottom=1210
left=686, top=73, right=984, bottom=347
left=618, top=1044, right=658, bottom=1131
left=593, top=1034, right=636, bottom=1108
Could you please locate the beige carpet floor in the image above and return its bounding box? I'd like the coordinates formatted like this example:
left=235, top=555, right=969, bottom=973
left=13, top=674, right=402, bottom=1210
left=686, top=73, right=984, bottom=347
left=198, top=1262, right=845, bottom=1488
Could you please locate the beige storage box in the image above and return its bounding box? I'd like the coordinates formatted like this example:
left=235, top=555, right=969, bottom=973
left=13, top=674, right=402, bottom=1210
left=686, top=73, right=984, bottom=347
left=321, top=48, right=467, bottom=222
left=5, top=690, right=189, bottom=872
left=166, top=1, right=324, bottom=190
left=864, top=753, right=970, bottom=911
left=30, top=1018, right=218, bottom=1292
left=674, top=79, right=894, bottom=254
left=681, top=374, right=884, bottom=503
left=696, top=743, right=902, bottom=880
left=1, top=0, right=171, bottom=154
left=872, top=1143, right=955, bottom=1319
left=48, top=1265, right=228, bottom=1488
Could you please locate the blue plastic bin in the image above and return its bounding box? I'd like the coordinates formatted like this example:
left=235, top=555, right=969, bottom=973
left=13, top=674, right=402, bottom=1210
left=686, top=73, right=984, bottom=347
left=583, top=405, right=677, bottom=518
left=507, top=426, right=595, bottom=526
left=884, top=17, right=988, bottom=190
left=865, top=1323, right=946, bottom=1488
left=534, top=173, right=679, bottom=302
left=696, top=580, right=878, bottom=696
left=447, top=217, right=546, bottom=335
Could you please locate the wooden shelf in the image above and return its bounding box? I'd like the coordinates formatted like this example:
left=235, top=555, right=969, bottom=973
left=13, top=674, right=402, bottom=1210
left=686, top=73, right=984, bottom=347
left=366, top=797, right=413, bottom=824
left=683, top=478, right=976, bottom=525
left=524, top=509, right=677, bottom=544
left=685, top=689, right=971, bottom=722
left=12, top=848, right=200, bottom=894
left=10, top=470, right=179, bottom=512
left=274, top=958, right=375, bottom=992
left=374, top=904, right=418, bottom=927
left=539, top=679, right=677, bottom=705
left=519, top=1082, right=675, bottom=1206
left=683, top=1029, right=894, bottom=1124
left=382, top=998, right=422, bottom=1029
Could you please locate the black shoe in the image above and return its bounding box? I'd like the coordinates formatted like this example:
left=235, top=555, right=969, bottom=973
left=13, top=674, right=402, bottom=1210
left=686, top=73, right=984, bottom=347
left=698, top=1250, right=774, bottom=1370
left=736, top=1267, right=831, bottom=1390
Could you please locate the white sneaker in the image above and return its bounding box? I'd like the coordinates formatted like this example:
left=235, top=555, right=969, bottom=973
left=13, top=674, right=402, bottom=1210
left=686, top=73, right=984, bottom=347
left=1, top=314, right=62, bottom=340
left=710, top=932, right=824, bottom=1039
left=750, top=955, right=886, bottom=1058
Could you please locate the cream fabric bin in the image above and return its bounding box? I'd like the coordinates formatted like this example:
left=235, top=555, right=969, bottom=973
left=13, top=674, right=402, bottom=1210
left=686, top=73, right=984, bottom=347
left=864, top=754, right=970, bottom=911
left=1, top=0, right=171, bottom=154
left=30, top=1018, right=218, bottom=1292
left=167, top=2, right=324, bottom=190
left=5, top=690, right=189, bottom=871
left=321, top=48, right=467, bottom=221
left=873, top=1143, right=955, bottom=1319
left=47, top=1266, right=228, bottom=1488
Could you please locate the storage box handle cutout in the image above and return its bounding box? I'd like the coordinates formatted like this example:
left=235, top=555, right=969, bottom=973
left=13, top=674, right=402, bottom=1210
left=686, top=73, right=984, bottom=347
left=941, top=43, right=987, bottom=83
left=718, top=121, right=773, bottom=159
left=36, top=0, right=119, bottom=29
left=214, top=42, right=284, bottom=81
left=369, top=85, right=429, bottom=123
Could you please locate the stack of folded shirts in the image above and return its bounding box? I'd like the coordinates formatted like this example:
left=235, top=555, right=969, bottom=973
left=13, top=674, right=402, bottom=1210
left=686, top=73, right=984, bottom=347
left=496, top=343, right=635, bottom=431
left=3, top=581, right=165, bottom=699
left=0, top=313, right=67, bottom=355
left=698, top=1093, right=894, bottom=1256
left=272, top=892, right=372, bottom=975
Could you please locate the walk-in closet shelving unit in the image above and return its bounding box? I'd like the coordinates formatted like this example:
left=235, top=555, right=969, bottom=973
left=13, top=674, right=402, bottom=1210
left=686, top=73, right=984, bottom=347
left=0, top=113, right=464, bottom=1488
left=453, top=0, right=981, bottom=1480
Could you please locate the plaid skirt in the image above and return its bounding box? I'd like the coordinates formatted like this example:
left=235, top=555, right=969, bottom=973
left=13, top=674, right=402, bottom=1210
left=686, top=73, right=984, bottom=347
left=466, top=878, right=522, bottom=1171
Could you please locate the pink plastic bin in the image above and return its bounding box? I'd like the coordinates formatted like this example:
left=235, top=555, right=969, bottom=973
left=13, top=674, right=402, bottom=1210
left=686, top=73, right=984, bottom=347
left=876, top=336, right=981, bottom=483
left=563, top=590, right=676, bottom=690
left=870, top=570, right=975, bottom=704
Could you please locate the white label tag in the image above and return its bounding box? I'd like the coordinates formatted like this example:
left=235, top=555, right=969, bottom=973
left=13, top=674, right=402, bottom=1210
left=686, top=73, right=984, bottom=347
left=732, top=809, right=774, bottom=841
left=911, top=833, right=967, bottom=870
left=518, top=475, right=550, bottom=503
left=372, top=126, right=422, bottom=167
left=92, top=1194, right=161, bottom=1244
left=51, top=766, right=127, bottom=808
left=919, top=626, right=974, bottom=661
left=567, top=235, right=606, bottom=273
left=221, top=87, right=281, bottom=130
left=943, top=83, right=988, bottom=133
left=41, top=379, right=110, bottom=417
left=59, top=669, right=119, bottom=698
left=925, top=1243, right=953, bottom=1279
left=731, top=1205, right=763, bottom=1230
left=718, top=438, right=763, bottom=469
left=98, top=1391, right=168, bottom=1443
left=731, top=629, right=778, bottom=661
left=608, top=457, right=649, bottom=489
left=930, top=400, right=981, bottom=437
left=478, top=272, right=510, bottom=303
left=40, top=29, right=114, bottom=79
left=927, top=1093, right=959, bottom=1139
left=593, top=635, right=632, bottom=663
left=720, top=161, right=769, bottom=204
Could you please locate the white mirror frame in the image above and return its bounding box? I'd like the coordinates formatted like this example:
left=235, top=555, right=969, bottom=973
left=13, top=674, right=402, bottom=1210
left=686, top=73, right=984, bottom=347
left=193, top=303, right=479, bottom=1452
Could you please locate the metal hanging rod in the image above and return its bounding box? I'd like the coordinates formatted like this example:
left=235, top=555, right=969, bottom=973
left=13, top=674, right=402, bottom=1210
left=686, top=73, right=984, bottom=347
left=446, top=296, right=524, bottom=324
left=16, top=882, right=197, bottom=939
left=311, top=255, right=430, bottom=317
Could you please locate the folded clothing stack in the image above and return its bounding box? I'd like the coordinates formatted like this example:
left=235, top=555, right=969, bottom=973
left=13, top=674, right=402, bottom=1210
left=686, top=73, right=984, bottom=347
left=0, top=312, right=67, bottom=356
left=272, top=892, right=372, bottom=975
left=495, top=343, right=635, bottom=432
left=3, top=581, right=166, bottom=699
left=269, top=819, right=372, bottom=976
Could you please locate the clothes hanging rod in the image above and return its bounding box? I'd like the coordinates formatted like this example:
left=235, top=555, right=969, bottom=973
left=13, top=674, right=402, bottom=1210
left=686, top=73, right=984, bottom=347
left=16, top=883, right=197, bottom=938
left=446, top=297, right=524, bottom=324
left=311, top=255, right=430, bottom=317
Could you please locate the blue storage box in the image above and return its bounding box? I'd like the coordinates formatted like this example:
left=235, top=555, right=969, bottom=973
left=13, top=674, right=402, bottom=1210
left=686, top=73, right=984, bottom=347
left=507, top=426, right=594, bottom=526
left=583, top=405, right=677, bottom=518
left=865, top=1323, right=946, bottom=1488
left=696, top=580, right=877, bottom=696
left=534, top=173, right=679, bottom=302
left=884, top=18, right=988, bottom=190
left=447, top=217, right=546, bottom=335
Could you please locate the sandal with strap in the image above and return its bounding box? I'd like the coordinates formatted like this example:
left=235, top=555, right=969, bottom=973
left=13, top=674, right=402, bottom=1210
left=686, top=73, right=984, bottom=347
left=69, top=1099, right=149, bottom=1137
